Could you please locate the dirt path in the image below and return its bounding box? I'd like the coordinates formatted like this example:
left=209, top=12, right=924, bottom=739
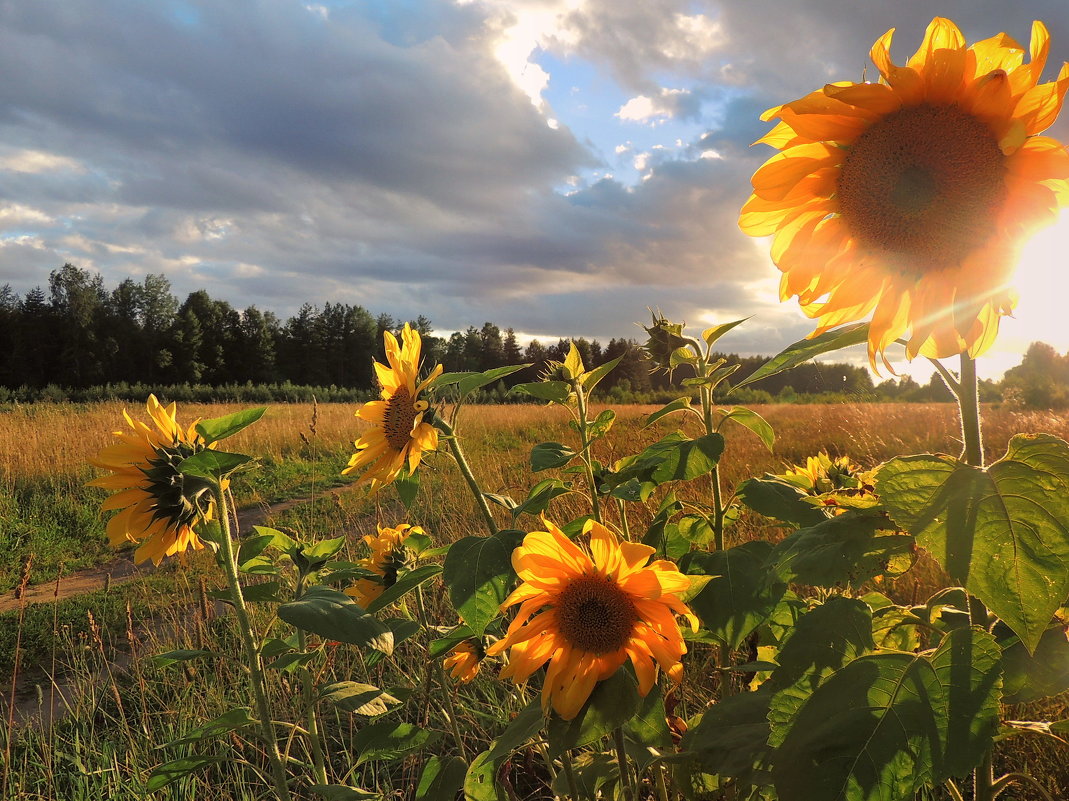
left=0, top=489, right=346, bottom=615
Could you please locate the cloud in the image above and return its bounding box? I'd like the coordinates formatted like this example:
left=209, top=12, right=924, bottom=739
left=0, top=0, right=1064, bottom=370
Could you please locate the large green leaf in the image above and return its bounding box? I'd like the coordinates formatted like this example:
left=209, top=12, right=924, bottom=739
left=997, top=622, right=1069, bottom=704
left=434, top=364, right=531, bottom=396
left=623, top=684, right=674, bottom=770
left=877, top=434, right=1069, bottom=652
left=604, top=431, right=724, bottom=492
left=734, top=323, right=869, bottom=390
left=530, top=442, right=577, bottom=472
left=735, top=476, right=829, bottom=528
left=772, top=627, right=1002, bottom=801
left=683, top=685, right=774, bottom=779
left=352, top=720, right=439, bottom=764
left=718, top=407, right=775, bottom=452
left=178, top=449, right=252, bottom=479
left=365, top=564, right=442, bottom=614
left=165, top=707, right=258, bottom=747
left=766, top=597, right=874, bottom=747
left=416, top=756, right=468, bottom=801
left=195, top=407, right=267, bottom=444
left=680, top=541, right=785, bottom=650
left=511, top=480, right=571, bottom=518
left=443, top=531, right=522, bottom=634
left=770, top=509, right=914, bottom=589
left=145, top=755, right=227, bottom=792
left=318, top=681, right=403, bottom=716
left=509, top=381, right=571, bottom=403
left=277, top=586, right=393, bottom=653
left=702, top=317, right=750, bottom=347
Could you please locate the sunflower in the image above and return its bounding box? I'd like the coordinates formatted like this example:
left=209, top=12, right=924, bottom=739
left=343, top=323, right=443, bottom=491
left=740, top=17, right=1069, bottom=367
left=344, top=523, right=417, bottom=608
left=485, top=518, right=697, bottom=720
left=443, top=639, right=484, bottom=684
left=88, top=395, right=217, bottom=566
left=782, top=452, right=864, bottom=494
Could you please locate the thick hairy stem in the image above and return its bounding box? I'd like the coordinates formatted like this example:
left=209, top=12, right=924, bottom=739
left=213, top=487, right=291, bottom=801
left=573, top=382, right=603, bottom=524
left=437, top=418, right=498, bottom=536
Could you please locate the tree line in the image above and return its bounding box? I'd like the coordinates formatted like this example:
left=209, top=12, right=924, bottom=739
left=0, top=264, right=1039, bottom=405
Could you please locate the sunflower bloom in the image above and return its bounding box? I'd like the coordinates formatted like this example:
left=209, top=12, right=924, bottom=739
left=343, top=323, right=443, bottom=492
left=344, top=523, right=417, bottom=608
left=88, top=395, right=217, bottom=566
left=443, top=639, right=484, bottom=684
left=485, top=519, right=698, bottom=720
left=740, top=17, right=1069, bottom=367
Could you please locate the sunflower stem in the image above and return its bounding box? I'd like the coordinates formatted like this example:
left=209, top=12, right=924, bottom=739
left=294, top=574, right=329, bottom=787
left=613, top=726, right=637, bottom=801
left=699, top=381, right=726, bottom=551
left=415, top=585, right=469, bottom=761
left=436, top=418, right=498, bottom=536
left=958, top=354, right=984, bottom=467
left=572, top=378, right=603, bottom=525
left=561, top=749, right=583, bottom=801
left=212, top=485, right=291, bottom=801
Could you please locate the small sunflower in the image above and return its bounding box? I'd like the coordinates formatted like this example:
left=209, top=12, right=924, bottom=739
left=88, top=395, right=216, bottom=566
left=782, top=452, right=864, bottom=494
left=344, top=523, right=417, bottom=608
left=443, top=639, right=484, bottom=684
left=740, top=17, right=1069, bottom=367
left=485, top=518, right=697, bottom=720
left=343, top=323, right=443, bottom=491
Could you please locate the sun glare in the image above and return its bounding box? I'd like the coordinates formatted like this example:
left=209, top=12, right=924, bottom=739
left=995, top=210, right=1069, bottom=372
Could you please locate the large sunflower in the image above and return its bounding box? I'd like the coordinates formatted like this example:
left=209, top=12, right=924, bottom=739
left=343, top=323, right=442, bottom=491
left=344, top=523, right=417, bottom=608
left=88, top=395, right=216, bottom=566
left=740, top=17, right=1069, bottom=367
left=485, top=519, right=697, bottom=720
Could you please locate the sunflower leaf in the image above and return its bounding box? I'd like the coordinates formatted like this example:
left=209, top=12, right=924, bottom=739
left=442, top=531, right=523, bottom=634
left=702, top=317, right=750, bottom=346
left=717, top=406, right=775, bottom=452
left=416, top=756, right=468, bottom=801
left=195, top=407, right=267, bottom=444
left=530, top=442, right=577, bottom=472
left=277, top=586, right=394, bottom=653
left=734, top=322, right=869, bottom=390
left=365, top=564, right=442, bottom=614
left=510, top=381, right=572, bottom=404
left=546, top=669, right=641, bottom=757
left=580, top=354, right=622, bottom=393
left=318, top=681, right=403, bottom=717
left=353, top=721, right=439, bottom=764
left=145, top=755, right=228, bottom=792
left=178, top=449, right=252, bottom=479
left=877, top=434, right=1069, bottom=653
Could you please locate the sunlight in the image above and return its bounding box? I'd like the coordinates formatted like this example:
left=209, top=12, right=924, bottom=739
left=993, top=209, right=1069, bottom=373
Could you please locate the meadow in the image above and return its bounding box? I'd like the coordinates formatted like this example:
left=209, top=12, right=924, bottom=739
left=2, top=399, right=1069, bottom=800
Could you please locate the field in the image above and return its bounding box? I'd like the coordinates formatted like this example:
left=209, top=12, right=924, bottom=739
left=2, top=400, right=1069, bottom=800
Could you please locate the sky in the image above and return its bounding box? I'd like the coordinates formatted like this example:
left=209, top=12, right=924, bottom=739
left=0, top=0, right=1067, bottom=379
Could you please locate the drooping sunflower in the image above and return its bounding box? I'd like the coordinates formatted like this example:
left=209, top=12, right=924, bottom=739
left=740, top=17, right=1069, bottom=367
left=443, top=639, right=484, bottom=684
left=344, top=523, right=417, bottom=608
left=782, top=452, right=864, bottom=494
left=343, top=323, right=443, bottom=491
left=485, top=518, right=697, bottom=720
left=88, top=395, right=216, bottom=566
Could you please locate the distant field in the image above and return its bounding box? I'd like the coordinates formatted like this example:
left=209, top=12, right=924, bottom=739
left=3, top=400, right=1068, bottom=594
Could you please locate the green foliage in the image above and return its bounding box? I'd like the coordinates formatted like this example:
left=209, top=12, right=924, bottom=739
left=276, top=586, right=394, bottom=652
left=878, top=434, right=1069, bottom=652
left=442, top=531, right=522, bottom=634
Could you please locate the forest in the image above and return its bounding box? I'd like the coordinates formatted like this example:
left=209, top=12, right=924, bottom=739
left=0, top=264, right=1055, bottom=406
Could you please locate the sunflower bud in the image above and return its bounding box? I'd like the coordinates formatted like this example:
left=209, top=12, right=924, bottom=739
left=642, top=311, right=691, bottom=373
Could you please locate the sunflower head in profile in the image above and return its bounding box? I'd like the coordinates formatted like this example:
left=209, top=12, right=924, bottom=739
left=740, top=17, right=1069, bottom=368
left=88, top=395, right=217, bottom=566
left=485, top=518, right=697, bottom=720
left=782, top=452, right=864, bottom=494
left=443, top=638, right=485, bottom=684
left=343, top=323, right=443, bottom=492
left=344, top=523, right=418, bottom=608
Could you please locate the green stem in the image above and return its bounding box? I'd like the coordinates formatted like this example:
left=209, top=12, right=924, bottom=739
left=613, top=726, right=636, bottom=801
left=955, top=354, right=993, bottom=801
left=436, top=418, right=498, bottom=536
left=573, top=381, right=603, bottom=524
left=294, top=576, right=328, bottom=787
left=213, top=487, right=291, bottom=801
left=561, top=750, right=583, bottom=801
left=991, top=772, right=1056, bottom=801
left=958, top=354, right=983, bottom=468
left=616, top=498, right=632, bottom=543
left=415, top=586, right=469, bottom=761
left=654, top=762, right=671, bottom=801
left=699, top=384, right=725, bottom=551
left=944, top=778, right=966, bottom=801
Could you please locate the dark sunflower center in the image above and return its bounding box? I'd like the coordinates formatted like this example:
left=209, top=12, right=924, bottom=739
left=837, top=103, right=1006, bottom=274
left=382, top=388, right=420, bottom=451
left=556, top=573, right=638, bottom=654
left=141, top=441, right=213, bottom=527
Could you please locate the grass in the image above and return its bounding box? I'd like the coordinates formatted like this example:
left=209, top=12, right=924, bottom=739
left=2, top=401, right=1069, bottom=799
